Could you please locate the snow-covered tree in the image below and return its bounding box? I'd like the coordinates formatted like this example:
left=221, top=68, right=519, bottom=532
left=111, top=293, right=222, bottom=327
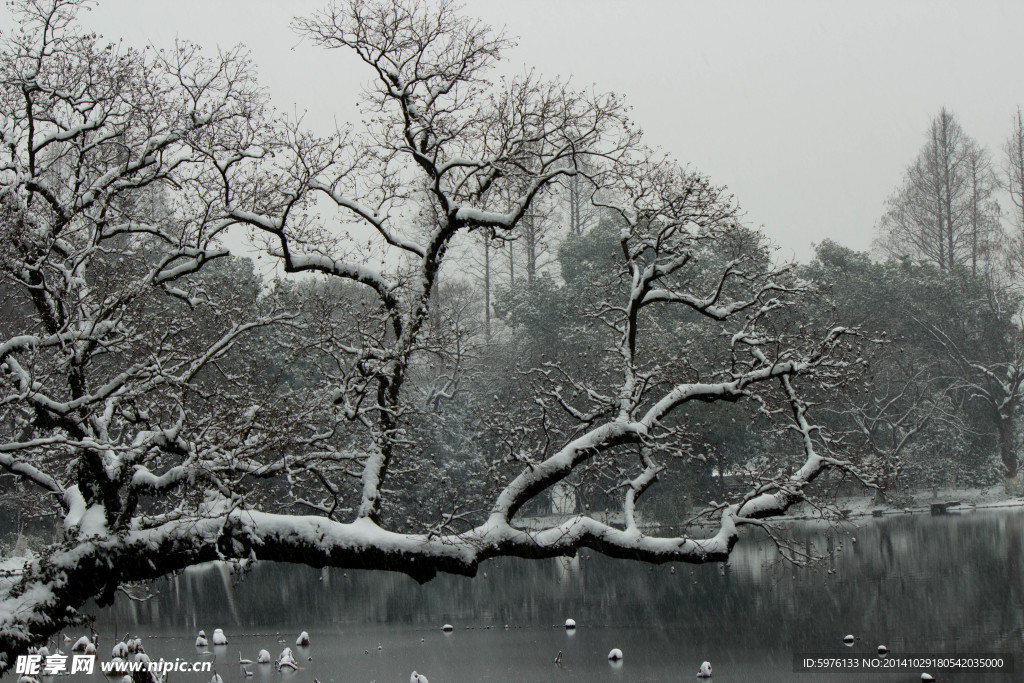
left=0, top=0, right=873, bottom=668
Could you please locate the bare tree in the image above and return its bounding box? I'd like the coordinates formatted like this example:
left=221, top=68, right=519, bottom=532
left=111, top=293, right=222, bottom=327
left=877, top=108, right=1001, bottom=276
left=565, top=172, right=599, bottom=236
left=837, top=366, right=955, bottom=500
left=0, top=0, right=873, bottom=668
left=918, top=316, right=1024, bottom=486
left=1004, top=108, right=1024, bottom=281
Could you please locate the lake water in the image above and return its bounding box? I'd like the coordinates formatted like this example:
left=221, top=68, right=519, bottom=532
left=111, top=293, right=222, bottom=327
left=13, top=510, right=1024, bottom=682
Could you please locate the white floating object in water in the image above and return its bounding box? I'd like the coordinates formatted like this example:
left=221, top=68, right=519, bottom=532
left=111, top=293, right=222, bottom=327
left=256, top=649, right=271, bottom=664
left=212, top=629, right=228, bottom=646
left=920, top=674, right=935, bottom=681
left=410, top=672, right=430, bottom=683
left=195, top=633, right=208, bottom=648
left=877, top=645, right=889, bottom=656
left=276, top=647, right=299, bottom=671
left=296, top=631, right=310, bottom=647
left=843, top=634, right=855, bottom=646
left=607, top=648, right=623, bottom=661
left=564, top=619, right=576, bottom=629
left=441, top=624, right=454, bottom=632
left=698, top=660, right=712, bottom=677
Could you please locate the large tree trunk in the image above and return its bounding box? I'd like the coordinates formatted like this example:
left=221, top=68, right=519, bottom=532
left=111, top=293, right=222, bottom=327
left=998, top=416, right=1019, bottom=492
left=483, top=231, right=492, bottom=343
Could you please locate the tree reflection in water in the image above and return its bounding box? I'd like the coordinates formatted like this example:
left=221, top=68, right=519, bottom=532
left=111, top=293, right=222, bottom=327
left=82, top=512, right=1023, bottom=681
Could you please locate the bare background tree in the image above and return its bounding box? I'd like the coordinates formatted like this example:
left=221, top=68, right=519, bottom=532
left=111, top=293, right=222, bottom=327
left=876, top=108, right=1001, bottom=278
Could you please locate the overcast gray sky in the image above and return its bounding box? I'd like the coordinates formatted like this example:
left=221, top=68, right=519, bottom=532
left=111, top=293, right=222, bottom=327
left=71, top=0, right=1024, bottom=261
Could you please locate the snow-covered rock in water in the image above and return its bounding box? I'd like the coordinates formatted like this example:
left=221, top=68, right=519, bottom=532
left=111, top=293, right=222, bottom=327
left=17, top=676, right=40, bottom=683
left=134, top=653, right=151, bottom=666
left=212, top=628, right=228, bottom=645
left=296, top=631, right=310, bottom=647
left=112, top=641, right=129, bottom=659
left=607, top=648, right=623, bottom=661
left=441, top=624, right=454, bottom=632
left=276, top=647, right=299, bottom=671
left=108, top=657, right=127, bottom=675
left=132, top=638, right=144, bottom=653
left=410, top=672, right=429, bottom=683
left=121, top=676, right=133, bottom=683
left=257, top=649, right=272, bottom=664
left=72, top=636, right=92, bottom=653
left=564, top=618, right=576, bottom=629
left=698, top=660, right=712, bottom=677
left=195, top=633, right=208, bottom=648
left=34, top=646, right=49, bottom=659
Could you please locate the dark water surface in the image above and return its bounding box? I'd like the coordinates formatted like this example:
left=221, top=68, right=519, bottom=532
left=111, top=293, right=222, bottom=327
left=16, top=511, right=1024, bottom=681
